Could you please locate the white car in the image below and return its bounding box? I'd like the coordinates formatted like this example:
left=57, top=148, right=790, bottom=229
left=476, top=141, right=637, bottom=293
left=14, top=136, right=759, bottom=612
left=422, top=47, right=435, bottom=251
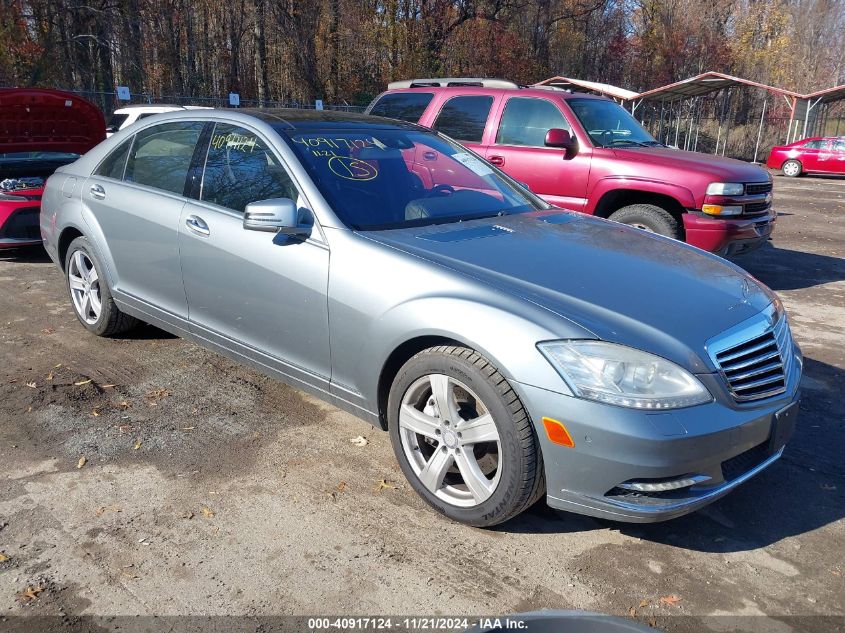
left=106, top=105, right=212, bottom=136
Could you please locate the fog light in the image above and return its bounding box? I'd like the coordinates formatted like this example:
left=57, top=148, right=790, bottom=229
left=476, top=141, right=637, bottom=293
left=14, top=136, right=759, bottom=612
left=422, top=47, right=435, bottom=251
left=702, top=204, right=743, bottom=216
left=617, top=474, right=711, bottom=492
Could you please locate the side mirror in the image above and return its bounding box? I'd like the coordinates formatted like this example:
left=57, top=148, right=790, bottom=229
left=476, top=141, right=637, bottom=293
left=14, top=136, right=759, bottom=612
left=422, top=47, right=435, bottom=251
left=243, top=198, right=311, bottom=236
left=545, top=128, right=575, bottom=154
left=105, top=125, right=118, bottom=134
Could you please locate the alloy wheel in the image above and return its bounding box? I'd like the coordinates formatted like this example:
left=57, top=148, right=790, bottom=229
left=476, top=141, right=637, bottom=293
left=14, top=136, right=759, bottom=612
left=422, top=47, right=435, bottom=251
left=783, top=161, right=800, bottom=177
left=398, top=373, right=502, bottom=507
left=68, top=250, right=102, bottom=325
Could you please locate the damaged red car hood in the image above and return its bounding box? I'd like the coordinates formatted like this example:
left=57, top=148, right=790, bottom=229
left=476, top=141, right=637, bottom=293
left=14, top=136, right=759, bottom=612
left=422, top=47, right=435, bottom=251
left=0, top=88, right=105, bottom=155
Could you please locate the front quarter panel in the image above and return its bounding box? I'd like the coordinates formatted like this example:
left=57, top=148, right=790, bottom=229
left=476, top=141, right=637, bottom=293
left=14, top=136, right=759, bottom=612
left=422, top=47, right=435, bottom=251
left=326, top=228, right=591, bottom=415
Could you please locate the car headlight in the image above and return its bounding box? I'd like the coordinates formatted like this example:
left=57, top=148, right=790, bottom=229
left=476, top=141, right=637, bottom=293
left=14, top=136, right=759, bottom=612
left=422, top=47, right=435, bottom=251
left=706, top=182, right=744, bottom=196
left=538, top=340, right=712, bottom=409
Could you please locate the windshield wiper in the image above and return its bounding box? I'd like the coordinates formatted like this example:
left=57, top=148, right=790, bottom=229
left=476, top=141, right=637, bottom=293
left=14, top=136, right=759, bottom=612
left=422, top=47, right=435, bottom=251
left=604, top=139, right=651, bottom=148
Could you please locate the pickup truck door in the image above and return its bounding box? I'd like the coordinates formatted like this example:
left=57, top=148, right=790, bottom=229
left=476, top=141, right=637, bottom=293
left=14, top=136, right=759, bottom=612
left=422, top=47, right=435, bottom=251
left=484, top=96, right=591, bottom=212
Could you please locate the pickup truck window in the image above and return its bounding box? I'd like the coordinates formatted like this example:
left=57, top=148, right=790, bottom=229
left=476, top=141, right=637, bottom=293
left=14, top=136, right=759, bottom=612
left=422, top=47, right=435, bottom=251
left=432, top=96, right=494, bottom=143
left=496, top=97, right=570, bottom=147
left=568, top=98, right=658, bottom=148
left=368, top=92, right=433, bottom=123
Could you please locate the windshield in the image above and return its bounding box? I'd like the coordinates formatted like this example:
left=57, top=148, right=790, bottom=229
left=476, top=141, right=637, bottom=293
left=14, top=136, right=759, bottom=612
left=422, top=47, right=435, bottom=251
left=282, top=128, right=541, bottom=230
left=567, top=98, right=659, bottom=148
left=107, top=113, right=130, bottom=130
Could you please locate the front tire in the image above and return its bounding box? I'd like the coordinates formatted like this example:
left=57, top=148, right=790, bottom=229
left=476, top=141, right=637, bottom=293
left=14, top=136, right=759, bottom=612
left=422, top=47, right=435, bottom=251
left=608, top=203, right=683, bottom=239
left=387, top=345, right=544, bottom=527
left=782, top=159, right=802, bottom=177
left=65, top=236, right=138, bottom=336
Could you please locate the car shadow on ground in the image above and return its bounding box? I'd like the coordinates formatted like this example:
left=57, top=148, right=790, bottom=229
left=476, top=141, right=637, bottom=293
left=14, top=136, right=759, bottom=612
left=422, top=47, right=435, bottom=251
left=736, top=243, right=845, bottom=291
left=500, top=356, right=845, bottom=552
left=0, top=244, right=52, bottom=263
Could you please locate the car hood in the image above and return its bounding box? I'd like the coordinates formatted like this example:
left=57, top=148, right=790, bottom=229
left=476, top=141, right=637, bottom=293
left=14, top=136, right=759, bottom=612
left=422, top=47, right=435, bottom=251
left=0, top=88, right=105, bottom=155
left=365, top=211, right=775, bottom=373
left=611, top=146, right=769, bottom=182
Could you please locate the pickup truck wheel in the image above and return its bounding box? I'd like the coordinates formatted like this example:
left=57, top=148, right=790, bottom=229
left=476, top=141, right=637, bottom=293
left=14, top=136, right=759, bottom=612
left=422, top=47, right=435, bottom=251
left=65, top=236, right=138, bottom=337
left=608, top=204, right=682, bottom=240
left=387, top=345, right=545, bottom=527
left=782, top=159, right=802, bottom=177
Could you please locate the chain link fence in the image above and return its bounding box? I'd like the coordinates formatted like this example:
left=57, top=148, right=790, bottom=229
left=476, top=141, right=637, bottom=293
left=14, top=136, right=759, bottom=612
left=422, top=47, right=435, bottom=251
left=45, top=89, right=366, bottom=117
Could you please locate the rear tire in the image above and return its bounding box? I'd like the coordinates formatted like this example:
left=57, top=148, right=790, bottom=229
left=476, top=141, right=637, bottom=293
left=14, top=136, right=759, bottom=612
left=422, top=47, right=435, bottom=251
left=608, top=203, right=682, bottom=240
left=387, top=345, right=545, bottom=527
left=65, top=236, right=138, bottom=337
left=782, top=159, right=802, bottom=177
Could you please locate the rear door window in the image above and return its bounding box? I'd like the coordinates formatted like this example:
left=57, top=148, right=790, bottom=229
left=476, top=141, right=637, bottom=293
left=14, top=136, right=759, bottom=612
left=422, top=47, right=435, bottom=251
left=432, top=96, right=494, bottom=143
left=495, top=97, right=570, bottom=147
left=802, top=140, right=823, bottom=149
left=200, top=123, right=297, bottom=213
left=94, top=138, right=133, bottom=180
left=123, top=121, right=204, bottom=195
left=368, top=92, right=433, bottom=123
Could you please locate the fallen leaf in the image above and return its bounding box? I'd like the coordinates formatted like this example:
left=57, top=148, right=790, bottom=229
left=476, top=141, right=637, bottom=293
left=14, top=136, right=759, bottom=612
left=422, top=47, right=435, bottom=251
left=659, top=595, right=682, bottom=606
left=74, top=379, right=92, bottom=386
left=41, top=328, right=55, bottom=334
left=95, top=506, right=121, bottom=517
left=374, top=479, right=397, bottom=493
left=26, top=406, right=32, bottom=413
left=350, top=435, right=369, bottom=447
left=201, top=506, right=215, bottom=518
left=91, top=408, right=100, bottom=417
left=628, top=606, right=636, bottom=618
left=17, top=585, right=43, bottom=602
left=118, top=424, right=131, bottom=434
left=46, top=372, right=53, bottom=381
left=146, top=388, right=169, bottom=400
left=133, top=439, right=142, bottom=450
left=337, top=481, right=347, bottom=493
left=54, top=363, right=62, bottom=369
left=0, top=553, right=9, bottom=562
left=77, top=456, right=87, bottom=469
left=117, top=400, right=131, bottom=410
left=25, top=381, right=37, bottom=388
left=121, top=570, right=139, bottom=579
left=639, top=599, right=650, bottom=608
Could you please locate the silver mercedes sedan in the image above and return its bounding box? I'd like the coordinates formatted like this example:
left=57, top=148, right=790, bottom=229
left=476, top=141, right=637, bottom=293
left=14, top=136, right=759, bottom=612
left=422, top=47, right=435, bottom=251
left=40, top=109, right=802, bottom=527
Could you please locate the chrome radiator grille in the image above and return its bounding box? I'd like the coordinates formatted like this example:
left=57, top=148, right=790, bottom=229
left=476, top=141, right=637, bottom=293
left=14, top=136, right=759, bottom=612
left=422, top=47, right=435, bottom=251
left=714, top=315, right=793, bottom=402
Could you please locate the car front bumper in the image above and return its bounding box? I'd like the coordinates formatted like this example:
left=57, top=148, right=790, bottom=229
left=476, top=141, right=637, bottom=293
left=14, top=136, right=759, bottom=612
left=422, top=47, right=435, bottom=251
left=512, top=369, right=801, bottom=523
left=683, top=211, right=775, bottom=257
left=0, top=205, right=43, bottom=248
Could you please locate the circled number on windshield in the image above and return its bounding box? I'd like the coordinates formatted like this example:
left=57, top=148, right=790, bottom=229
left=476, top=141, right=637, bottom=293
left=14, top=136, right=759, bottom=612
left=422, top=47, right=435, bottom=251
left=328, top=156, right=378, bottom=181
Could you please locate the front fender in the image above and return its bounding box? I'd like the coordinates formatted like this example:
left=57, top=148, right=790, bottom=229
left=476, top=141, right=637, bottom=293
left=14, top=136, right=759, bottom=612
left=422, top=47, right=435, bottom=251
left=587, top=177, right=696, bottom=214
left=356, top=297, right=585, bottom=413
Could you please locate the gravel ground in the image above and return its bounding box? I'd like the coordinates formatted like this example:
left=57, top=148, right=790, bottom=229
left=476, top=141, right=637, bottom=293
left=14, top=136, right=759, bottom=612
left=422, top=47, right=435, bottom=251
left=0, top=174, right=843, bottom=633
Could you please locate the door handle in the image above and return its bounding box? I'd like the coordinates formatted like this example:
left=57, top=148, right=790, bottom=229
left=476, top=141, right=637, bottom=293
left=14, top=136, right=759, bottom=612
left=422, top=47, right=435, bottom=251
left=185, top=215, right=210, bottom=236
left=489, top=155, right=505, bottom=166
left=90, top=184, right=106, bottom=199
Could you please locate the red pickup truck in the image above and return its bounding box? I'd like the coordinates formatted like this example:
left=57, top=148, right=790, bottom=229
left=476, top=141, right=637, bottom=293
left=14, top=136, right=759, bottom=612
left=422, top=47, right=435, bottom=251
left=366, top=79, right=775, bottom=256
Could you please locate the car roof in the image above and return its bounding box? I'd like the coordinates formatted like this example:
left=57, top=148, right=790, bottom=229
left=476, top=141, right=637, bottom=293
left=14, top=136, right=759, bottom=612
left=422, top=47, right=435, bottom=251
left=236, top=108, right=421, bottom=130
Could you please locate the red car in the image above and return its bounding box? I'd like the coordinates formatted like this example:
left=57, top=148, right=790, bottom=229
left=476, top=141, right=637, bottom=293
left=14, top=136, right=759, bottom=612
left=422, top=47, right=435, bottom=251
left=0, top=88, right=105, bottom=248
left=367, top=79, right=776, bottom=257
left=766, top=136, right=845, bottom=177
